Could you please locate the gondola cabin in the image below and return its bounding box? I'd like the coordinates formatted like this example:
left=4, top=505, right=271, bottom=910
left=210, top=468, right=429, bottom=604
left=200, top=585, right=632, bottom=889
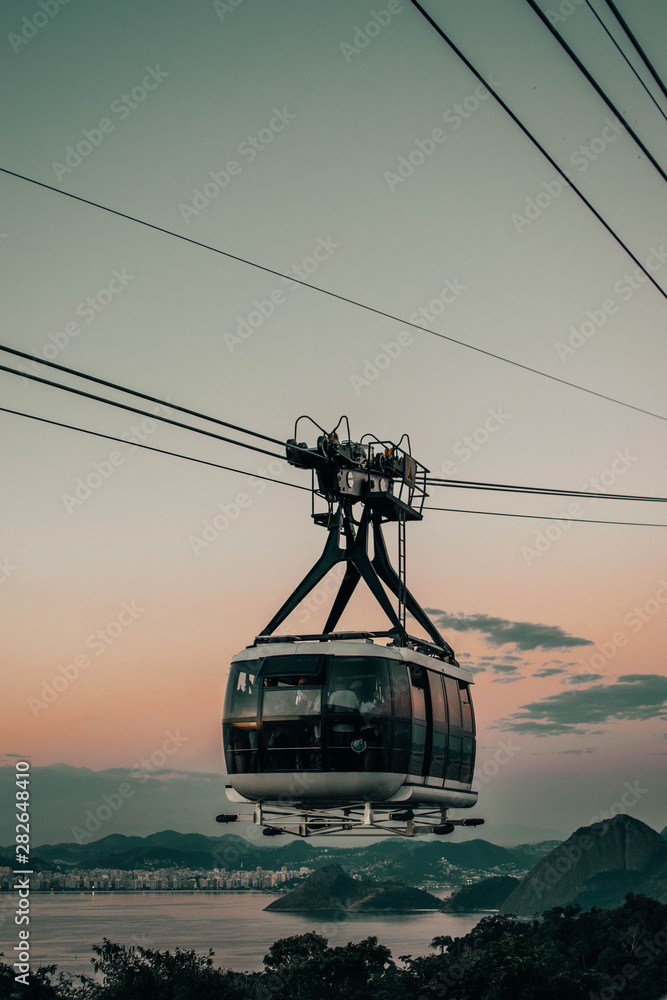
left=224, top=640, right=477, bottom=810
left=218, top=421, right=483, bottom=836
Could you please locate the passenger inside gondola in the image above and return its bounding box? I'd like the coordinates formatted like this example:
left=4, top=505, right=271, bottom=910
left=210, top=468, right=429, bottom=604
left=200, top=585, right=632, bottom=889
left=327, top=675, right=360, bottom=770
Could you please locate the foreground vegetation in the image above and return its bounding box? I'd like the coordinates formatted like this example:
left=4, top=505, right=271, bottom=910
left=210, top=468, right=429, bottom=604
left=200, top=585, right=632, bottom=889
left=2, top=895, right=666, bottom=999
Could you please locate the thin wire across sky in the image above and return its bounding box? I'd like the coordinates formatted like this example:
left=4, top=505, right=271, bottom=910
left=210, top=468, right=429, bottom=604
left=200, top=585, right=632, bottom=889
left=2, top=0, right=666, bottom=528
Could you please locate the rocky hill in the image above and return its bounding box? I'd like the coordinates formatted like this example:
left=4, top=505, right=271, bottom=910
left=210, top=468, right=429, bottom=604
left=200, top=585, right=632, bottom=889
left=501, top=814, right=667, bottom=916
left=264, top=863, right=445, bottom=912
left=442, top=875, right=520, bottom=911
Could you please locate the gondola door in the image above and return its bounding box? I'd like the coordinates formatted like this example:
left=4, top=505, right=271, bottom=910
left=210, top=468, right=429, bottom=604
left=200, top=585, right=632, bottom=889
left=408, top=664, right=428, bottom=781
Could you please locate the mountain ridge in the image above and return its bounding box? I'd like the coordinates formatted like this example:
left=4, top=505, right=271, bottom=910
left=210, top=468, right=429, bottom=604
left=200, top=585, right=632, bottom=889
left=501, top=814, right=667, bottom=915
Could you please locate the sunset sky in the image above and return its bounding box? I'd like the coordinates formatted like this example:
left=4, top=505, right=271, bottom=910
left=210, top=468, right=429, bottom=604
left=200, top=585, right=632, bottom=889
left=1, top=0, right=666, bottom=846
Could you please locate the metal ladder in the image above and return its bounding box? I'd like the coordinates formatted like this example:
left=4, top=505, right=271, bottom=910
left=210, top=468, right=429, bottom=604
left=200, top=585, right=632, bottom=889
left=397, top=511, right=407, bottom=632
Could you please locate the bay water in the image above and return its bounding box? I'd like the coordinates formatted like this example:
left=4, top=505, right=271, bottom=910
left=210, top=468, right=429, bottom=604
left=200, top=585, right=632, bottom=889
left=0, top=892, right=485, bottom=977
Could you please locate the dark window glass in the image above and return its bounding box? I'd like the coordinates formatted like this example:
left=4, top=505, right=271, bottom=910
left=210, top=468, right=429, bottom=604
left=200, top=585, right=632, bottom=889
left=428, top=671, right=447, bottom=727
left=388, top=661, right=411, bottom=718
left=459, top=682, right=474, bottom=733
left=410, top=665, right=426, bottom=722
left=325, top=662, right=362, bottom=725
left=392, top=720, right=411, bottom=773
left=262, top=687, right=321, bottom=718
left=429, top=728, right=447, bottom=779
left=347, top=658, right=392, bottom=717
left=224, top=662, right=261, bottom=720
left=359, top=718, right=392, bottom=772
left=446, top=735, right=462, bottom=782
left=444, top=676, right=462, bottom=729
left=224, top=724, right=258, bottom=774
left=258, top=655, right=323, bottom=677
left=409, top=723, right=426, bottom=775
left=262, top=721, right=321, bottom=771
left=460, top=737, right=475, bottom=784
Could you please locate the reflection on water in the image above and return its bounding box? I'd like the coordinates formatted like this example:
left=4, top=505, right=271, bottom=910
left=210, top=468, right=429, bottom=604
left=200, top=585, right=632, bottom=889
left=0, top=892, right=483, bottom=976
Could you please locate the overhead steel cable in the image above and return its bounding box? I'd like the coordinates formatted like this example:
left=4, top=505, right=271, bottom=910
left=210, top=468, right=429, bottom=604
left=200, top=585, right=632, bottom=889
left=424, top=478, right=667, bottom=502
left=0, top=168, right=666, bottom=425
left=5, top=346, right=665, bottom=504
left=3, top=403, right=662, bottom=526
left=583, top=0, right=667, bottom=125
left=405, top=2, right=667, bottom=301
left=0, top=343, right=284, bottom=449
left=423, top=505, right=666, bottom=527
left=0, top=363, right=285, bottom=461
left=0, top=406, right=309, bottom=492
left=602, top=0, right=667, bottom=104
left=524, top=0, right=667, bottom=184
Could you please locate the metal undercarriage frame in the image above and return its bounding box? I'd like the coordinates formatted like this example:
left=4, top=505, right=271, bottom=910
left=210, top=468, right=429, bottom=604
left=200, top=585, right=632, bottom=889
left=218, top=801, right=485, bottom=838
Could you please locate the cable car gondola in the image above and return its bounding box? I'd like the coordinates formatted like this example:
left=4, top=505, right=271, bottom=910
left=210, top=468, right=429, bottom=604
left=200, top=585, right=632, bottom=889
left=219, top=419, right=483, bottom=838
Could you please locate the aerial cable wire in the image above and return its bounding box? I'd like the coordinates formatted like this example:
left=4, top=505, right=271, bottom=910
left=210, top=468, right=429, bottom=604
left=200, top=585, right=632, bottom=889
left=602, top=0, right=667, bottom=104
left=423, top=505, right=666, bottom=527
left=5, top=349, right=665, bottom=503
left=0, top=363, right=285, bottom=461
left=0, top=405, right=309, bottom=492
left=583, top=0, right=667, bottom=125
left=524, top=0, right=667, bottom=184
left=2, top=403, right=662, bottom=526
left=0, top=343, right=285, bottom=448
left=0, top=167, right=666, bottom=426
left=424, top=479, right=667, bottom=503
left=404, top=3, right=667, bottom=299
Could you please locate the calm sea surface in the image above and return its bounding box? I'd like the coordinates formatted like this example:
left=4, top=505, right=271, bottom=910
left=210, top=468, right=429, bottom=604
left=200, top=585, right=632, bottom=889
left=1, top=892, right=484, bottom=976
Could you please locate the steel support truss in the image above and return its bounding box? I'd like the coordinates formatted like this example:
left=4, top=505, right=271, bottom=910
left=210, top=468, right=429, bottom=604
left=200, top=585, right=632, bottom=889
left=258, top=502, right=455, bottom=662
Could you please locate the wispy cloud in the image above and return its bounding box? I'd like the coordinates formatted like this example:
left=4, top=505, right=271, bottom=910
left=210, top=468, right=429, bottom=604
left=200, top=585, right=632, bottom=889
left=425, top=609, right=593, bottom=650
left=499, top=674, right=667, bottom=735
